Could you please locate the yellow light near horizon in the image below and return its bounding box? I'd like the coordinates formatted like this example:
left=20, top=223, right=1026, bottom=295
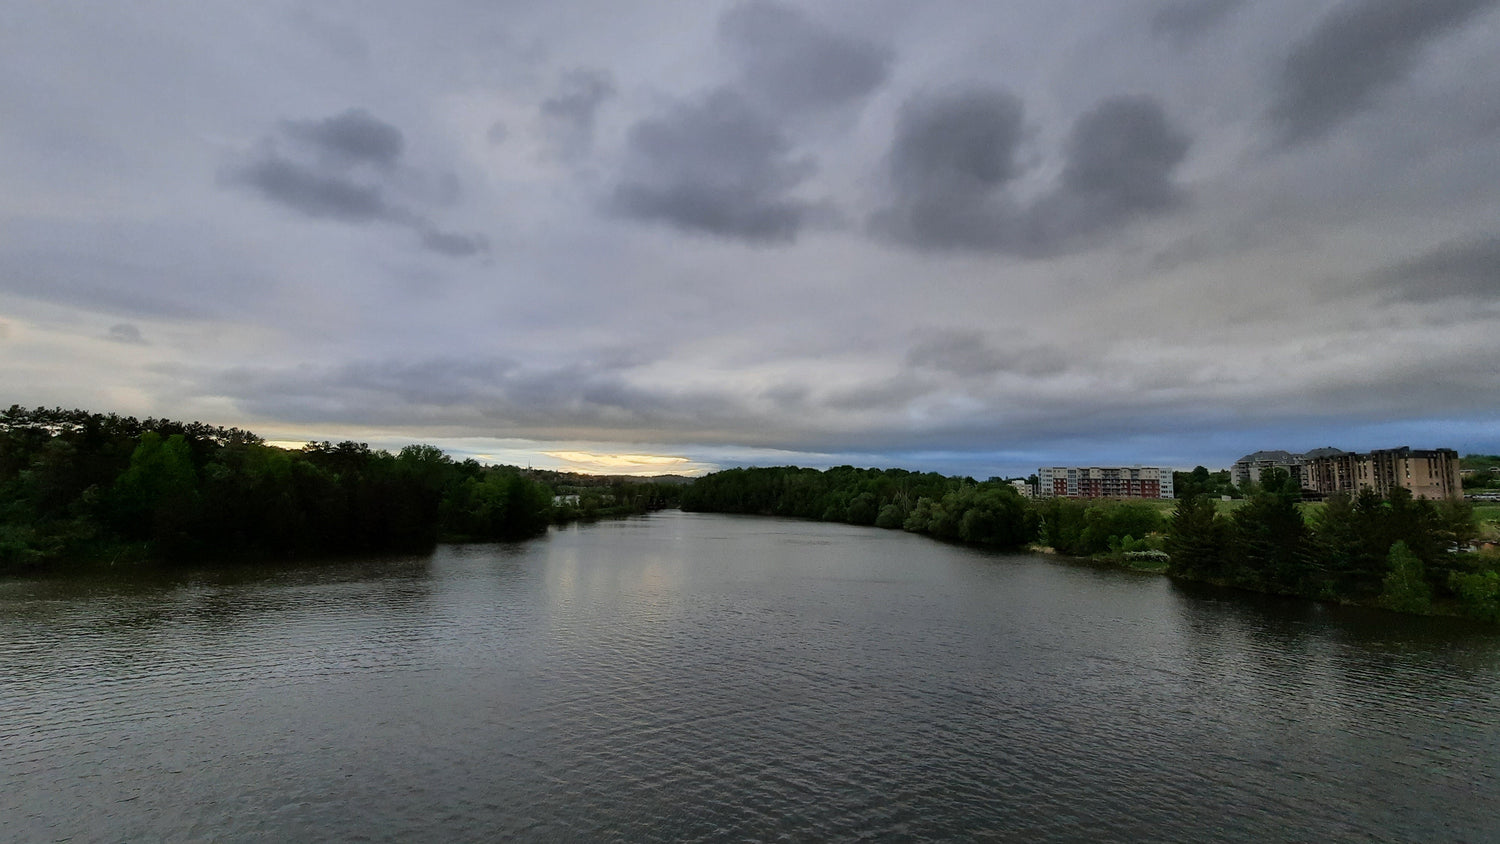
left=544, top=451, right=692, bottom=471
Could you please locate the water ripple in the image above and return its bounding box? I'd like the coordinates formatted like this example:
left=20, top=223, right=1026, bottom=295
left=3, top=514, right=1498, bottom=841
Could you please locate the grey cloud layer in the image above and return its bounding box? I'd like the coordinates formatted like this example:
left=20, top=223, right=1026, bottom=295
left=4, top=1, right=1499, bottom=471
left=226, top=109, right=486, bottom=256
left=1270, top=0, right=1499, bottom=145
left=874, top=91, right=1190, bottom=255
left=1371, top=236, right=1500, bottom=303
left=1151, top=0, right=1247, bottom=42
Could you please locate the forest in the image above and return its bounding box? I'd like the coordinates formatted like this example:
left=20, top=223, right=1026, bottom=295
left=0, top=405, right=677, bottom=574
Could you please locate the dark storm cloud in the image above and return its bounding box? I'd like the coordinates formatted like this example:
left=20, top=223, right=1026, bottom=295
left=281, top=108, right=404, bottom=167
left=1151, top=0, right=1246, bottom=42
left=874, top=91, right=1190, bottom=255
left=1370, top=236, right=1500, bottom=302
left=719, top=0, right=892, bottom=113
left=540, top=69, right=615, bottom=160
left=1270, top=0, right=1499, bottom=146
left=890, top=90, right=1026, bottom=194
left=870, top=89, right=1025, bottom=250
left=226, top=109, right=486, bottom=257
left=418, top=228, right=489, bottom=257
left=106, top=323, right=146, bottom=344
left=233, top=155, right=394, bottom=222
left=610, top=89, right=816, bottom=242
left=1024, top=95, right=1191, bottom=248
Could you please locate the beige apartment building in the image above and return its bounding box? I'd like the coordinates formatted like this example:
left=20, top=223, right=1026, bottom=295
left=1238, top=446, right=1461, bottom=500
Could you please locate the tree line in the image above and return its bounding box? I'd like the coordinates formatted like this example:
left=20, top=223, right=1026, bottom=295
left=680, top=465, right=1037, bottom=548
left=0, top=406, right=677, bottom=573
left=681, top=464, right=1498, bottom=621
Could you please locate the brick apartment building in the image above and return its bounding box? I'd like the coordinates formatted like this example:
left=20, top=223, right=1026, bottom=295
left=1036, top=466, right=1174, bottom=499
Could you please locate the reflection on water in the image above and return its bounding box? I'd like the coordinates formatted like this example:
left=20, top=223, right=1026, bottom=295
left=2, top=511, right=1497, bottom=841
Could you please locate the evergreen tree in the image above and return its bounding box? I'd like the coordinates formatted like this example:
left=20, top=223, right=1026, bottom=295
left=1165, top=494, right=1227, bottom=579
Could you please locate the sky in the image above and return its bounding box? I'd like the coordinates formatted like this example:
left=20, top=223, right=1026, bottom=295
left=2, top=0, right=1498, bottom=477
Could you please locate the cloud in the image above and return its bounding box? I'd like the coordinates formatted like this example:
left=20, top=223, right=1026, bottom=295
left=870, top=88, right=1025, bottom=250
left=874, top=91, right=1190, bottom=255
left=1025, top=95, right=1191, bottom=247
left=1370, top=236, right=1500, bottom=302
left=890, top=89, right=1026, bottom=195
left=418, top=228, right=489, bottom=257
left=719, top=0, right=892, bottom=114
left=1151, top=0, right=1246, bottom=43
left=609, top=89, right=817, bottom=242
left=106, top=323, right=146, bottom=344
left=204, top=355, right=749, bottom=440
left=906, top=330, right=1071, bottom=378
left=1270, top=0, right=1499, bottom=146
left=233, top=155, right=394, bottom=222
left=281, top=108, right=404, bottom=168
left=539, top=69, right=615, bottom=160
left=224, top=109, right=486, bottom=257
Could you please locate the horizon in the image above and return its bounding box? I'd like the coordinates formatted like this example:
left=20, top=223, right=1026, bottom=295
left=4, top=1, right=1498, bottom=479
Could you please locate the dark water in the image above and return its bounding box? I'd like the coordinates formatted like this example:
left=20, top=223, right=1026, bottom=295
left=3, top=512, right=1498, bottom=842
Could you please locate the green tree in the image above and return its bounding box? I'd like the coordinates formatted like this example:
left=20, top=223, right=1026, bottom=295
left=110, top=432, right=200, bottom=556
left=1380, top=541, right=1432, bottom=614
left=1448, top=568, right=1500, bottom=622
left=1229, top=468, right=1312, bottom=593
left=1165, top=494, right=1227, bottom=579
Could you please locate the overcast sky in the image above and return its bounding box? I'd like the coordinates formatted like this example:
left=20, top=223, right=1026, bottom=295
left=3, top=0, right=1498, bottom=476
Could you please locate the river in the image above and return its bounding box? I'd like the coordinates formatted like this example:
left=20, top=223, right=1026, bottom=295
left=3, top=511, right=1498, bottom=841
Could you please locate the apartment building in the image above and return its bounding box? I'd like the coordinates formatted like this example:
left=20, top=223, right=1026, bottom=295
left=1340, top=447, right=1461, bottom=500
left=1231, top=450, right=1304, bottom=488
left=1036, top=466, right=1174, bottom=499
left=1234, top=446, right=1461, bottom=499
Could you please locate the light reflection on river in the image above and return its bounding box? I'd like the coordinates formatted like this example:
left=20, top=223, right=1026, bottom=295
left=2, top=511, right=1497, bottom=841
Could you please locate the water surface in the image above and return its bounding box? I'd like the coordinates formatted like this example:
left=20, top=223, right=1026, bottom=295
left=3, top=511, right=1498, bottom=841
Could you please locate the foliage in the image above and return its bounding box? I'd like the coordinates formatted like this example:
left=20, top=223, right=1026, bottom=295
left=1173, top=465, right=1237, bottom=499
left=1229, top=468, right=1313, bottom=593
left=682, top=466, right=1036, bottom=550
left=0, top=404, right=679, bottom=574
left=1038, top=498, right=1164, bottom=558
left=1460, top=454, right=1500, bottom=491
left=1448, top=568, right=1500, bottom=622
left=1160, top=470, right=1491, bottom=620
left=1379, top=542, right=1432, bottom=614
left=1165, top=494, right=1228, bottom=580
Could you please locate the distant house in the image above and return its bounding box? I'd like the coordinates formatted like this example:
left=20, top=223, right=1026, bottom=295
left=1036, top=466, right=1174, bottom=499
